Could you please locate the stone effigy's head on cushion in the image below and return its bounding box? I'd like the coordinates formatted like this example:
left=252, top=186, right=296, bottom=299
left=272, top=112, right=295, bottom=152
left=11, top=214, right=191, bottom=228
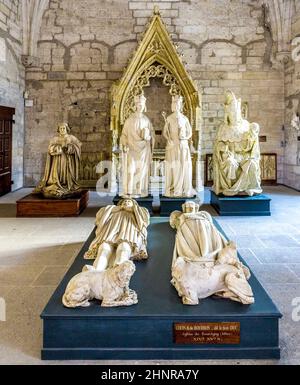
left=134, top=93, right=147, bottom=113
left=182, top=201, right=200, bottom=214
left=170, top=201, right=199, bottom=229
left=170, top=202, right=215, bottom=230
left=117, top=198, right=135, bottom=211
left=62, top=261, right=136, bottom=308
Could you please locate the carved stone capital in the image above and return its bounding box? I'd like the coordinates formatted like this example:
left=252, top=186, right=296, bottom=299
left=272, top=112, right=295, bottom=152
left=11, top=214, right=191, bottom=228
left=276, top=51, right=291, bottom=65
left=21, top=55, right=40, bottom=68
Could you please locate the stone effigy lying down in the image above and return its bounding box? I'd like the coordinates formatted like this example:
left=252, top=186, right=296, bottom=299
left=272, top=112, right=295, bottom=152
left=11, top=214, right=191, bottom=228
left=170, top=201, right=255, bottom=305
left=62, top=198, right=150, bottom=308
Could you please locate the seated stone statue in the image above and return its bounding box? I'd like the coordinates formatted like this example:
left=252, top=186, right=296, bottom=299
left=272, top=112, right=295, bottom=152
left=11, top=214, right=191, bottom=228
left=84, top=198, right=150, bottom=271
left=62, top=261, right=138, bottom=308
left=170, top=201, right=254, bottom=305
left=213, top=90, right=262, bottom=196
left=34, top=122, right=82, bottom=199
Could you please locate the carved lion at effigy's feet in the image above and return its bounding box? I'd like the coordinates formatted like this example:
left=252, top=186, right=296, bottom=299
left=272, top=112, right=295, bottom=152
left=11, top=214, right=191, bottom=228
left=62, top=261, right=138, bottom=308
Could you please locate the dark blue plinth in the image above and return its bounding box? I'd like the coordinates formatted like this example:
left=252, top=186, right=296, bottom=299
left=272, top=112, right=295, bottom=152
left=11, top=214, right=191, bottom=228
left=41, top=218, right=281, bottom=360
left=160, top=195, right=197, bottom=216
left=211, top=191, right=271, bottom=216
left=113, top=195, right=154, bottom=215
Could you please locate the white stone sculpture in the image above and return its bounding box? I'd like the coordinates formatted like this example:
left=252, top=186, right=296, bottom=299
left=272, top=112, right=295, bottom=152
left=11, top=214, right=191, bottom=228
left=213, top=90, right=262, bottom=197
left=163, top=95, right=194, bottom=198
left=84, top=198, right=150, bottom=271
left=170, top=201, right=254, bottom=305
left=62, top=261, right=138, bottom=308
left=120, top=94, right=154, bottom=198
left=291, top=112, right=300, bottom=131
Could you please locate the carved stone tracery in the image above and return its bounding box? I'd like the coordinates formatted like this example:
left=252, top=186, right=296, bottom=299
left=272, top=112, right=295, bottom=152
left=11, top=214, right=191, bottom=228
left=110, top=8, right=201, bottom=149
left=124, top=63, right=182, bottom=121
left=109, top=7, right=203, bottom=193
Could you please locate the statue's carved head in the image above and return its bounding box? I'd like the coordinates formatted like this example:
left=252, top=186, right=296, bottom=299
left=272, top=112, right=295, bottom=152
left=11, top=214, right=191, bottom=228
left=57, top=122, right=71, bottom=136
left=134, top=93, right=147, bottom=113
left=118, top=198, right=135, bottom=211
left=172, top=95, right=184, bottom=113
left=224, top=90, right=242, bottom=126
left=182, top=200, right=199, bottom=214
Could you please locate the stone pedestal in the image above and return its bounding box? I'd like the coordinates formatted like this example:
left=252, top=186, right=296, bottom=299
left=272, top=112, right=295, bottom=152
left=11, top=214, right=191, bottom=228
left=160, top=195, right=197, bottom=216
left=41, top=218, right=281, bottom=361
left=210, top=191, right=271, bottom=216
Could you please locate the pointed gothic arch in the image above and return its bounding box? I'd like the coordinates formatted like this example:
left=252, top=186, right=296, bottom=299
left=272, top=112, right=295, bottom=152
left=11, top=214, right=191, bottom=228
left=110, top=7, right=202, bottom=150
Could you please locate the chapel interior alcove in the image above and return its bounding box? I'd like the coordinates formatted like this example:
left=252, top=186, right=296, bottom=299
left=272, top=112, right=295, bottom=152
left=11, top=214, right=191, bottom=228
left=143, top=77, right=172, bottom=150
left=109, top=8, right=202, bottom=193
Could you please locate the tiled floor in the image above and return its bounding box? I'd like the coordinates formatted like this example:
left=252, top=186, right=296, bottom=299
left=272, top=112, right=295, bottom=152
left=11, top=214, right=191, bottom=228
left=0, top=186, right=299, bottom=365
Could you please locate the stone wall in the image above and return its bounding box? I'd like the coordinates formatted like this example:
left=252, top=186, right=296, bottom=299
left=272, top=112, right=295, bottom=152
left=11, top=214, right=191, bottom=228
left=25, top=0, right=285, bottom=187
left=0, top=0, right=25, bottom=190
left=283, top=1, right=300, bottom=190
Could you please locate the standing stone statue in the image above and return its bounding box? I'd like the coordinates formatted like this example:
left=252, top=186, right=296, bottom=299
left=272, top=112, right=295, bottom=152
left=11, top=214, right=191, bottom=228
left=120, top=94, right=154, bottom=198
left=84, top=198, right=150, bottom=271
left=34, top=123, right=82, bottom=199
left=170, top=201, right=254, bottom=305
left=163, top=95, right=194, bottom=198
left=213, top=90, right=262, bottom=196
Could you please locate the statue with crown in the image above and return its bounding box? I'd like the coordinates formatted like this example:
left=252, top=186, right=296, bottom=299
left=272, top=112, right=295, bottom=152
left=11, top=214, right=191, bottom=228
left=120, top=93, right=155, bottom=199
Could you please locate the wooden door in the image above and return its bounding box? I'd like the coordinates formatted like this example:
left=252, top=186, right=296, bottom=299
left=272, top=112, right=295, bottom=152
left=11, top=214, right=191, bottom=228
left=0, top=106, right=15, bottom=197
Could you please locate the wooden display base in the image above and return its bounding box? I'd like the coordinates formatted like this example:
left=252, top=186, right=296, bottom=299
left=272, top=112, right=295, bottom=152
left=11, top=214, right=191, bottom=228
left=41, top=218, right=281, bottom=360
left=16, top=190, right=89, bottom=217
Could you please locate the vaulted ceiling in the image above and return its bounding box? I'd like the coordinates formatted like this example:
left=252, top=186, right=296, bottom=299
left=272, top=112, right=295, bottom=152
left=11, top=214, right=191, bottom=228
left=20, top=0, right=296, bottom=65
left=263, top=0, right=295, bottom=62
left=21, top=0, right=49, bottom=58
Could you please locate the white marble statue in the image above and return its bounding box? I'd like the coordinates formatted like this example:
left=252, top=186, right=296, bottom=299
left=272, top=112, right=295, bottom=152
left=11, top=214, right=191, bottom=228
left=62, top=261, right=138, bottom=308
left=120, top=94, right=154, bottom=198
left=213, top=90, right=262, bottom=196
left=291, top=112, right=300, bottom=131
left=170, top=201, right=254, bottom=305
left=84, top=198, right=150, bottom=271
left=163, top=95, right=194, bottom=198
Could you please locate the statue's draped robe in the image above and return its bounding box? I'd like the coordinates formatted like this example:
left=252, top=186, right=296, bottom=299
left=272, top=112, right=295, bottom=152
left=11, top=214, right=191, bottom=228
left=85, top=204, right=150, bottom=260
left=163, top=112, right=193, bottom=197
left=120, top=112, right=153, bottom=197
left=213, top=120, right=262, bottom=196
left=172, top=212, right=227, bottom=266
left=35, top=134, right=81, bottom=198
left=171, top=212, right=254, bottom=305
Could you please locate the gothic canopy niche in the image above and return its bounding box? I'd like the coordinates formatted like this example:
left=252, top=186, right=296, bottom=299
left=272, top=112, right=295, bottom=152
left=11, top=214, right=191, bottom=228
left=110, top=7, right=202, bottom=150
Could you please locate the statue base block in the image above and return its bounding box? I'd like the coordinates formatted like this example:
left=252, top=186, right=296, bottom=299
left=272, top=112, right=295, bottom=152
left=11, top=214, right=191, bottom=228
left=113, top=195, right=154, bottom=215
left=16, top=190, right=89, bottom=217
left=160, top=195, right=197, bottom=216
left=41, top=218, right=281, bottom=360
left=210, top=191, right=271, bottom=216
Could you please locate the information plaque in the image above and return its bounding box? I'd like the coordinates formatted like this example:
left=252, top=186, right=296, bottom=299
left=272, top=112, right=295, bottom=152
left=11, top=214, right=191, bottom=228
left=174, top=322, right=240, bottom=345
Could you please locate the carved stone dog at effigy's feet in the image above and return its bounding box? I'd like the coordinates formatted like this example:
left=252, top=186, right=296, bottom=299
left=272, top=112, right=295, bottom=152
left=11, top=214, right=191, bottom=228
left=170, top=202, right=254, bottom=306
left=172, top=242, right=254, bottom=306
left=62, top=261, right=137, bottom=308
